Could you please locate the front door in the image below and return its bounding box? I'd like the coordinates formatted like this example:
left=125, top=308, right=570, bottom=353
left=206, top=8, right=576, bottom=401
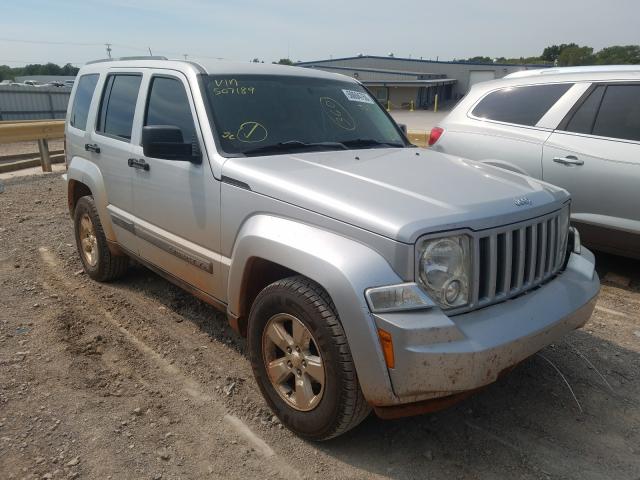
left=129, top=72, right=223, bottom=299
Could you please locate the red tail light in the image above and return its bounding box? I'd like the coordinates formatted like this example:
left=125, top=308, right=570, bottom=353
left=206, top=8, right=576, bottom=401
left=428, top=127, right=444, bottom=146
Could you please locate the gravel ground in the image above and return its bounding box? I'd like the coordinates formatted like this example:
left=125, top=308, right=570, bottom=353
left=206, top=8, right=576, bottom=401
left=1, top=173, right=639, bottom=480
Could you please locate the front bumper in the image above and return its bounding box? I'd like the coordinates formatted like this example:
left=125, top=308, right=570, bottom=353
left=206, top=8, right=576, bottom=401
left=371, top=248, right=599, bottom=405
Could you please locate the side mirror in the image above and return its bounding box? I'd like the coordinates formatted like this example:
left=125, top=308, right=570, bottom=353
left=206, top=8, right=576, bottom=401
left=397, top=123, right=408, bottom=135
left=142, top=125, right=201, bottom=163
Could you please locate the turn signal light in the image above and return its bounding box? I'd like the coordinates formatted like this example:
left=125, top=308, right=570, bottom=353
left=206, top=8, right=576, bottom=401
left=377, top=328, right=395, bottom=369
left=428, top=127, right=444, bottom=146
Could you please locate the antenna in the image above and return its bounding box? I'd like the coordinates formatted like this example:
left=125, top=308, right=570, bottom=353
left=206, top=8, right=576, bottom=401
left=105, top=43, right=112, bottom=59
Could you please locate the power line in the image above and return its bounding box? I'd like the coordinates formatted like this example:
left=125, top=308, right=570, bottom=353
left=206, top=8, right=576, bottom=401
left=0, top=37, right=233, bottom=63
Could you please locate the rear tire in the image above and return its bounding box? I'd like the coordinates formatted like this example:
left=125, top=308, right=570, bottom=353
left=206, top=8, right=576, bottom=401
left=248, top=275, right=370, bottom=440
left=74, top=196, right=128, bottom=282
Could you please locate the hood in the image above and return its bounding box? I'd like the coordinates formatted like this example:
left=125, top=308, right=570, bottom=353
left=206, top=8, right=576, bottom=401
left=222, top=147, right=569, bottom=243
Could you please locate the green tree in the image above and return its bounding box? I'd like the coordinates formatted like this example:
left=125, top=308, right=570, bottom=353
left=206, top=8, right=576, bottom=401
left=595, top=45, right=640, bottom=64
left=558, top=45, right=594, bottom=66
left=541, top=43, right=578, bottom=62
left=274, top=58, right=293, bottom=65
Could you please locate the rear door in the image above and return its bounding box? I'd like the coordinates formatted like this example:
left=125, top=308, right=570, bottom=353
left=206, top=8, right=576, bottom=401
left=542, top=83, right=640, bottom=235
left=89, top=72, right=144, bottom=254
left=130, top=71, right=223, bottom=299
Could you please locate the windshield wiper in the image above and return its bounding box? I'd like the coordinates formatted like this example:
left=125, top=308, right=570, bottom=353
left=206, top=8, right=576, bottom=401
left=341, top=138, right=405, bottom=149
left=243, top=140, right=348, bottom=156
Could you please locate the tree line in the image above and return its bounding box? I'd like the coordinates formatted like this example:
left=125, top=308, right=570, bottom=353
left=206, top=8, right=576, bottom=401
left=459, top=44, right=640, bottom=66
left=0, top=62, right=79, bottom=81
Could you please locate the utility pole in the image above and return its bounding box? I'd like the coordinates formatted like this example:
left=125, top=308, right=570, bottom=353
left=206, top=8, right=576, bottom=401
left=183, top=54, right=188, bottom=60
left=105, top=43, right=112, bottom=59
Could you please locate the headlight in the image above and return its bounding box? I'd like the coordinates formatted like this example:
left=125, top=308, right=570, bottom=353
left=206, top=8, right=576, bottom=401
left=556, top=204, right=571, bottom=266
left=417, top=235, right=472, bottom=309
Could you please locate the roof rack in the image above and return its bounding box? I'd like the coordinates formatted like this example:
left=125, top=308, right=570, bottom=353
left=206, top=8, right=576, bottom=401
left=86, top=56, right=168, bottom=65
left=505, top=65, right=640, bottom=79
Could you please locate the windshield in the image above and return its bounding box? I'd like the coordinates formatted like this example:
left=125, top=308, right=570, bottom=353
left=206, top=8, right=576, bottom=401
left=202, top=74, right=406, bottom=156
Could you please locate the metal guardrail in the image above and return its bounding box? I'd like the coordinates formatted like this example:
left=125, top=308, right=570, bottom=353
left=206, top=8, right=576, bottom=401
left=0, top=120, right=65, bottom=172
left=407, top=130, right=428, bottom=147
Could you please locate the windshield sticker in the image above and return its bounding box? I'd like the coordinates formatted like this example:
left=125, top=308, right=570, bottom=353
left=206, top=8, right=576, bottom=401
left=320, top=97, right=356, bottom=131
left=236, top=121, right=268, bottom=143
left=342, top=89, right=374, bottom=104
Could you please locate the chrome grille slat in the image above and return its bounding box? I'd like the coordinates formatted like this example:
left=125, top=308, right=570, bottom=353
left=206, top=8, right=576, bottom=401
left=486, top=234, right=498, bottom=299
left=501, top=232, right=513, bottom=294
left=547, top=218, right=556, bottom=277
left=526, top=224, right=537, bottom=285
left=514, top=228, right=526, bottom=290
left=471, top=209, right=565, bottom=311
left=536, top=221, right=547, bottom=280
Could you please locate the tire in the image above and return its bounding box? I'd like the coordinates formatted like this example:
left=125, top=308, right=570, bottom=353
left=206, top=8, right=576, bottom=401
left=248, top=275, right=370, bottom=440
left=73, top=195, right=128, bottom=282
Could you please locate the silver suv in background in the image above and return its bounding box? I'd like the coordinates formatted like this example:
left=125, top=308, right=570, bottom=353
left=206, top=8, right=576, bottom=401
left=430, top=66, right=640, bottom=259
left=63, top=57, right=598, bottom=440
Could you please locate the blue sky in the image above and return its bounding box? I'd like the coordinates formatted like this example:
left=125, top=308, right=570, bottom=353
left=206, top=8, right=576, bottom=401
left=1, top=0, right=639, bottom=66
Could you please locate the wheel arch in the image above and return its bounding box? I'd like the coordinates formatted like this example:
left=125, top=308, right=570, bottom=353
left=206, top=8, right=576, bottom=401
left=66, top=157, right=116, bottom=242
left=227, top=214, right=403, bottom=405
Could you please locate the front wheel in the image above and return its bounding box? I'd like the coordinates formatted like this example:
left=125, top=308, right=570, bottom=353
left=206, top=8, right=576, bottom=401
left=248, top=275, right=370, bottom=440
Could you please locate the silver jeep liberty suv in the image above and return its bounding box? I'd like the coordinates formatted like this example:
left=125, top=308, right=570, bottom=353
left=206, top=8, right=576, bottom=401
left=63, top=57, right=599, bottom=440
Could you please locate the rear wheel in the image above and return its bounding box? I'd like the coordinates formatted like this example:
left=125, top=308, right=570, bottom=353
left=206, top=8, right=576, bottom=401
left=248, top=275, right=370, bottom=440
left=74, top=196, right=128, bottom=282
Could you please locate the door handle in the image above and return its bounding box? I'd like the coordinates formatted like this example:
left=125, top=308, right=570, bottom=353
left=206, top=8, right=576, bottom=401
left=85, top=143, right=101, bottom=154
left=553, top=155, right=584, bottom=166
left=128, top=158, right=150, bottom=171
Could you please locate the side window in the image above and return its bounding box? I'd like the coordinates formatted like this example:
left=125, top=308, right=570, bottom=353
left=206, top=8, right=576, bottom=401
left=145, top=76, right=197, bottom=143
left=97, top=74, right=142, bottom=140
left=592, top=85, right=640, bottom=142
left=471, top=83, right=573, bottom=126
left=563, top=85, right=606, bottom=135
left=69, top=74, right=99, bottom=130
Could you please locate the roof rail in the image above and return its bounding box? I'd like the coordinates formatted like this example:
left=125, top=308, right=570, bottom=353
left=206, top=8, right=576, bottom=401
left=86, top=56, right=168, bottom=65
left=505, top=65, right=640, bottom=79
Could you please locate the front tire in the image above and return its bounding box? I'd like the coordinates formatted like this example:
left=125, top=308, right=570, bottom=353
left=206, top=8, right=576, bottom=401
left=248, top=275, right=370, bottom=440
left=73, top=196, right=128, bottom=282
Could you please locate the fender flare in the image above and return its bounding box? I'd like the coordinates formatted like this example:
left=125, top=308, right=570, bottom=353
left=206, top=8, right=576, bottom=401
left=228, top=214, right=403, bottom=405
left=66, top=156, right=116, bottom=241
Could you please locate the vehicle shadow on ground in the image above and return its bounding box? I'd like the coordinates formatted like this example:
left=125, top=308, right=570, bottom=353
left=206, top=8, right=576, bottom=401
left=116, top=252, right=639, bottom=480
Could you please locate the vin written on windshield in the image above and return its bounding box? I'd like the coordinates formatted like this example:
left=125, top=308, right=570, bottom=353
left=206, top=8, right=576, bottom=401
left=202, top=75, right=406, bottom=156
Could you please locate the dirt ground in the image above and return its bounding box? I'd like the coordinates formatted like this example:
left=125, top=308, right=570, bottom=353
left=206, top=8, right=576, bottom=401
left=1, top=172, right=639, bottom=480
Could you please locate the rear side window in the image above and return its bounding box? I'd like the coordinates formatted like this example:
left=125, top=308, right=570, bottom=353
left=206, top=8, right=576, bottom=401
left=97, top=74, right=142, bottom=140
left=69, top=74, right=98, bottom=131
left=472, top=83, right=573, bottom=126
left=564, top=85, right=606, bottom=135
left=592, top=85, right=640, bottom=142
left=145, top=76, right=197, bottom=143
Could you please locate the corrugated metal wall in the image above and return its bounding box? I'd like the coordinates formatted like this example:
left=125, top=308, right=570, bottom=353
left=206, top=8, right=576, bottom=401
left=0, top=86, right=71, bottom=121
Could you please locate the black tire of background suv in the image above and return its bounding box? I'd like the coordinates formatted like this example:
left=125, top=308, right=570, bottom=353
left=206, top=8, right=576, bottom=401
left=73, top=196, right=129, bottom=282
left=248, top=275, right=371, bottom=441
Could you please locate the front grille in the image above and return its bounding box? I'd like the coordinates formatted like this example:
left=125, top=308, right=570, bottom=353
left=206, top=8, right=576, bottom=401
left=471, top=209, right=567, bottom=309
